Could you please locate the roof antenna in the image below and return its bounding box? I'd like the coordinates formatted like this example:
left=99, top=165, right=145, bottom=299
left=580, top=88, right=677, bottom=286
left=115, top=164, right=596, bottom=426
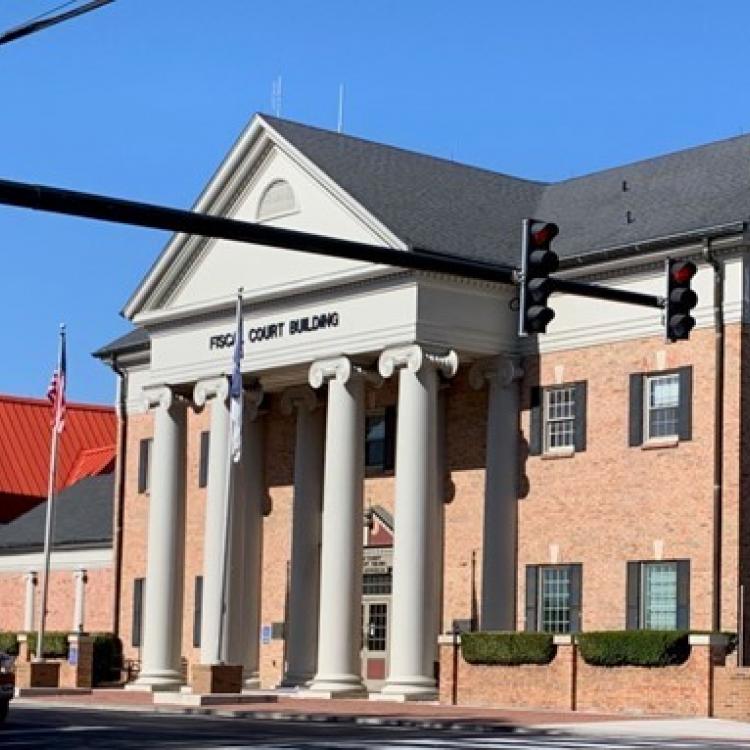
left=337, top=83, right=344, bottom=133
left=271, top=75, right=283, bottom=117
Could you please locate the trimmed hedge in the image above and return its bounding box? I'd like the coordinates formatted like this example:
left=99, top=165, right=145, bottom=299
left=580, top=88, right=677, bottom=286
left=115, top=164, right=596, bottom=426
left=0, top=632, right=18, bottom=655
left=578, top=630, right=690, bottom=667
left=462, top=631, right=556, bottom=666
left=25, top=631, right=69, bottom=658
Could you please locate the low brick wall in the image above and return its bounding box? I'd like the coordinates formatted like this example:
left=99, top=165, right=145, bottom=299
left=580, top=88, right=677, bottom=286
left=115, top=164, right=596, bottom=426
left=440, top=634, right=727, bottom=717
left=576, top=644, right=715, bottom=715
left=713, top=664, right=750, bottom=720
left=439, top=635, right=576, bottom=710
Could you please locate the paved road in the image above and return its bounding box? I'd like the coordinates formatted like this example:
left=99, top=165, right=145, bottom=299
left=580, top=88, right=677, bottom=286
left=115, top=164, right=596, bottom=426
left=3, top=706, right=750, bottom=749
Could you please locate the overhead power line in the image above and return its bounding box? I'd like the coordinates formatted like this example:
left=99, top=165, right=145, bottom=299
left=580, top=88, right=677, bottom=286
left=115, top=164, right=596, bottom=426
left=0, top=0, right=114, bottom=47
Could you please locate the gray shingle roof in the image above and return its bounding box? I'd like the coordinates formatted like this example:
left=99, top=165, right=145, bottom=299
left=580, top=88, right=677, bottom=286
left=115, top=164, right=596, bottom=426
left=265, top=115, right=750, bottom=265
left=93, top=328, right=149, bottom=360
left=0, top=474, right=113, bottom=553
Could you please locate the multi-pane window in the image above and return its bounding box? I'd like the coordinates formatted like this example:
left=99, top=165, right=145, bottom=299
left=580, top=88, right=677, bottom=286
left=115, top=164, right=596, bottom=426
left=363, top=572, right=392, bottom=595
left=642, top=562, right=678, bottom=629
left=544, top=386, right=576, bottom=451
left=646, top=374, right=680, bottom=440
left=541, top=566, right=572, bottom=633
left=365, top=412, right=386, bottom=470
left=626, top=559, right=689, bottom=631
left=366, top=603, right=388, bottom=651
left=525, top=564, right=582, bottom=633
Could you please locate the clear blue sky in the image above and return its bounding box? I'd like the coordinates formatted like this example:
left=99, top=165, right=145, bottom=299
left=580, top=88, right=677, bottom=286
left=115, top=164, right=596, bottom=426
left=0, top=0, right=748, bottom=404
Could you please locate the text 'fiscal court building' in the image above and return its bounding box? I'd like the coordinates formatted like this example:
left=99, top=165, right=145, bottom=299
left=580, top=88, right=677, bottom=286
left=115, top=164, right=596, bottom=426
left=95, top=114, right=750, bottom=700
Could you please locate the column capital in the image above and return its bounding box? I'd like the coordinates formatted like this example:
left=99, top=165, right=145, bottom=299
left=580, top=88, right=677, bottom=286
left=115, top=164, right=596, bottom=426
left=309, top=356, right=352, bottom=389
left=309, top=357, right=382, bottom=390
left=142, top=384, right=174, bottom=412
left=26, top=571, right=37, bottom=584
left=193, top=376, right=229, bottom=407
left=469, top=355, right=523, bottom=391
left=378, top=344, right=458, bottom=379
left=281, top=386, right=318, bottom=416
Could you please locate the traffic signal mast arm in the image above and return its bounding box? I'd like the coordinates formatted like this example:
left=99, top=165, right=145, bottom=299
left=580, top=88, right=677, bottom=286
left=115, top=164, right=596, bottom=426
left=0, top=177, right=666, bottom=319
left=551, top=277, right=664, bottom=309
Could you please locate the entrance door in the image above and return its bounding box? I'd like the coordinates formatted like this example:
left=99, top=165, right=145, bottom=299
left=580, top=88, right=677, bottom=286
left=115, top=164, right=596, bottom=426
left=361, top=599, right=389, bottom=689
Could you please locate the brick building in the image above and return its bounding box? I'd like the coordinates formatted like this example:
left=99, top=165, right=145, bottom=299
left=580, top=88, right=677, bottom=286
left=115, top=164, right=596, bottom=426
left=0, top=397, right=116, bottom=637
left=95, top=114, right=750, bottom=699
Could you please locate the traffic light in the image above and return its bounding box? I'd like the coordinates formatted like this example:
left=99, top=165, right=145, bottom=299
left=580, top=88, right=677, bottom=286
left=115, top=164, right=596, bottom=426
left=519, top=219, right=559, bottom=335
left=665, top=258, right=697, bottom=342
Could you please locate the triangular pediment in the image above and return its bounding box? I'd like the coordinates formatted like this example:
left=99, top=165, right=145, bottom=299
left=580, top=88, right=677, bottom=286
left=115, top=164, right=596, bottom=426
left=125, top=115, right=405, bottom=321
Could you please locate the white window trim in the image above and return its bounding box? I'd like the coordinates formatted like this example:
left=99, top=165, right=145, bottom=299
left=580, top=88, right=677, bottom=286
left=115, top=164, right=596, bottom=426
left=543, top=385, right=576, bottom=455
left=643, top=373, right=680, bottom=444
left=639, top=560, right=678, bottom=630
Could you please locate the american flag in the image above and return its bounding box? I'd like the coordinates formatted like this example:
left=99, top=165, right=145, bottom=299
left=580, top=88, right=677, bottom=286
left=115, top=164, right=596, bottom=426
left=47, top=329, right=66, bottom=434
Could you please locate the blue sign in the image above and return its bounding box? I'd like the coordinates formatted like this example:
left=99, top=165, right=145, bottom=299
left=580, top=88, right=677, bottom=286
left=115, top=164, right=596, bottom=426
left=261, top=625, right=272, bottom=645
left=68, top=645, right=78, bottom=666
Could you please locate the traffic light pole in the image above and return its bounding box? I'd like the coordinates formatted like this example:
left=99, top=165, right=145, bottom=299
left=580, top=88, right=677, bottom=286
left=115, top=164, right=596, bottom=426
left=0, top=177, right=664, bottom=312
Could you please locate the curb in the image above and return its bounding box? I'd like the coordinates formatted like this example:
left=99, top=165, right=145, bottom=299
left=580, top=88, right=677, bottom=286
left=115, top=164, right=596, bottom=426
left=11, top=700, right=535, bottom=733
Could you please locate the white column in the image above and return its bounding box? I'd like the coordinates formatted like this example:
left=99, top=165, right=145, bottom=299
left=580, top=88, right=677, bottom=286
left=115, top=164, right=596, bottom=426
left=133, top=385, right=186, bottom=690
left=227, top=389, right=265, bottom=689
left=194, top=376, right=232, bottom=666
left=306, top=357, right=372, bottom=697
left=23, top=572, right=37, bottom=633
left=72, top=569, right=87, bottom=633
left=379, top=345, right=457, bottom=700
left=279, top=386, right=324, bottom=687
left=470, top=356, right=523, bottom=631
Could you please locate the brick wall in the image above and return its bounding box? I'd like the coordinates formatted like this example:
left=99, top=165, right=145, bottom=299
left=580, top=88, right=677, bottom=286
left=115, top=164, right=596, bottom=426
left=713, top=664, right=750, bottom=720
left=439, top=638, right=575, bottom=710
left=0, top=565, right=112, bottom=634
left=441, top=639, right=724, bottom=716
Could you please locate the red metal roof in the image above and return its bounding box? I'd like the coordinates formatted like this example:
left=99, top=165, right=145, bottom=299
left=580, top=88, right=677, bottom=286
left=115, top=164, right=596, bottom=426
left=66, top=445, right=116, bottom=486
left=0, top=394, right=116, bottom=499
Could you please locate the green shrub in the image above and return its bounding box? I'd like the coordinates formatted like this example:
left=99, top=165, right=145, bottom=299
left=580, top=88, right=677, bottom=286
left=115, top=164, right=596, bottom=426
left=0, top=632, right=18, bottom=655
left=461, top=631, right=556, bottom=665
left=90, top=633, right=123, bottom=685
left=578, top=630, right=690, bottom=667
left=25, top=631, right=69, bottom=658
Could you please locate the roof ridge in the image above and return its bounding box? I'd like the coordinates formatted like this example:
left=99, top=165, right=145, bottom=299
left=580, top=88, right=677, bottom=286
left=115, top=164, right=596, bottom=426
left=260, top=113, right=549, bottom=187
left=548, top=131, right=750, bottom=187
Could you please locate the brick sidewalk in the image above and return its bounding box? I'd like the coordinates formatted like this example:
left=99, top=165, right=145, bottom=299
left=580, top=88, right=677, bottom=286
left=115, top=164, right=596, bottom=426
left=13, top=688, right=648, bottom=729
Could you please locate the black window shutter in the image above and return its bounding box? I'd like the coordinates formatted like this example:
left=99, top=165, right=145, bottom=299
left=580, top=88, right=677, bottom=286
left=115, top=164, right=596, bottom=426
left=678, top=367, right=693, bottom=442
left=524, top=565, right=539, bottom=631
left=529, top=387, right=543, bottom=456
left=132, top=578, right=144, bottom=648
left=628, top=374, right=644, bottom=447
left=626, top=562, right=640, bottom=629
left=383, top=406, right=397, bottom=472
left=193, top=576, right=203, bottom=647
left=199, top=431, right=210, bottom=488
left=138, top=439, right=150, bottom=493
left=568, top=564, right=583, bottom=632
left=676, top=559, right=691, bottom=630
left=573, top=382, right=587, bottom=453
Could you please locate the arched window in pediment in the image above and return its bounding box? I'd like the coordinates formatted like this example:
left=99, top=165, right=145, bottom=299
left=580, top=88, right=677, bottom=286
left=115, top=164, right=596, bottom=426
left=256, top=179, right=297, bottom=221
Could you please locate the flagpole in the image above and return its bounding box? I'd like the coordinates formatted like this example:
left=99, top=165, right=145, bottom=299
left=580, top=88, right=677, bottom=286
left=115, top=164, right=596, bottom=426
left=36, top=324, right=65, bottom=661
left=216, top=289, right=244, bottom=665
